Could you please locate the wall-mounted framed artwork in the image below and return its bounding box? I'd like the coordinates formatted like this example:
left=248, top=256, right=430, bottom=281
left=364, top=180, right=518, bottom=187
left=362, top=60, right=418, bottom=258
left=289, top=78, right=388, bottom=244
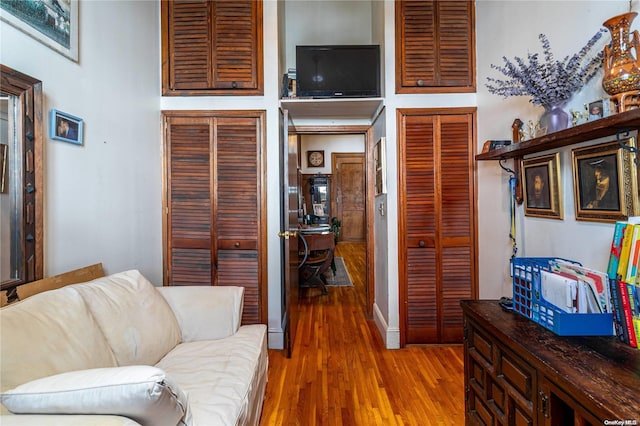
left=522, top=152, right=563, bottom=220
left=50, top=109, right=83, bottom=145
left=374, top=137, right=386, bottom=195
left=0, top=144, right=7, bottom=193
left=0, top=0, right=78, bottom=62
left=572, top=138, right=639, bottom=223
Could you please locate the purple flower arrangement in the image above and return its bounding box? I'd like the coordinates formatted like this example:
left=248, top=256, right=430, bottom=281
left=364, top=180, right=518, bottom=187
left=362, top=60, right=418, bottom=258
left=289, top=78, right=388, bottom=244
left=486, top=31, right=606, bottom=108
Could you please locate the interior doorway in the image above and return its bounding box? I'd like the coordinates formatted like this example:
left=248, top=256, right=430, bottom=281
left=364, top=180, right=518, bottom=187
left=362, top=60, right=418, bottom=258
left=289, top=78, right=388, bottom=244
left=292, top=125, right=375, bottom=318
left=332, top=153, right=365, bottom=242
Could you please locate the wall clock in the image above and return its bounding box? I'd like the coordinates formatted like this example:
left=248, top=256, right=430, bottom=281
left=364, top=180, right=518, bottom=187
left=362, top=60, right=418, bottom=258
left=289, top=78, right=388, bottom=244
left=307, top=150, right=325, bottom=167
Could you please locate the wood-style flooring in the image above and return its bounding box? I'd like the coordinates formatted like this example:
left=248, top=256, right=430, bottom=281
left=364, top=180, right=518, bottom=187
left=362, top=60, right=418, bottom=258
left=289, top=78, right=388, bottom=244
left=260, top=242, right=465, bottom=425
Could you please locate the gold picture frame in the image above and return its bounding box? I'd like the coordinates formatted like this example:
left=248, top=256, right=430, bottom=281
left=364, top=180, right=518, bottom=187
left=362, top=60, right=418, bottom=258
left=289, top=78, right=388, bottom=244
left=572, top=138, right=639, bottom=223
left=0, top=143, right=7, bottom=193
left=522, top=152, right=563, bottom=219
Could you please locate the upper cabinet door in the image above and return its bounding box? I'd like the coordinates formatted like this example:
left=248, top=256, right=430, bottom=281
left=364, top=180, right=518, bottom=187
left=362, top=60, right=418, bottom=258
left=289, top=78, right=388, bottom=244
left=162, top=0, right=263, bottom=96
left=395, top=0, right=475, bottom=94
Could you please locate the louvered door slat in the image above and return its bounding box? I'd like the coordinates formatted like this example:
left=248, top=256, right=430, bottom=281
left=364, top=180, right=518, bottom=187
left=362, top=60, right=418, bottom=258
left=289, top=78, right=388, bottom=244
left=437, top=1, right=474, bottom=87
left=406, top=247, right=438, bottom=343
left=166, top=119, right=213, bottom=286
left=162, top=0, right=263, bottom=95
left=215, top=119, right=259, bottom=241
left=167, top=1, right=212, bottom=90
left=212, top=0, right=259, bottom=89
left=163, top=112, right=265, bottom=325
left=400, top=110, right=476, bottom=345
left=440, top=118, right=472, bottom=238
left=396, top=0, right=475, bottom=93
left=213, top=116, right=263, bottom=325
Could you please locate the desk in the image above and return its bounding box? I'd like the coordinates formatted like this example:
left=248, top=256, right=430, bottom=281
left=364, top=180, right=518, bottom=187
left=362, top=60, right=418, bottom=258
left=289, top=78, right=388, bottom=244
left=298, top=231, right=334, bottom=294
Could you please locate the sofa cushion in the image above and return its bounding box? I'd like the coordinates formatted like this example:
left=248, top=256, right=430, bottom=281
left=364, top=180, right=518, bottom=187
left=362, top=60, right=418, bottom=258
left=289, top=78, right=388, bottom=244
left=74, top=270, right=182, bottom=366
left=157, top=286, right=244, bottom=342
left=1, top=366, right=191, bottom=426
left=0, top=286, right=117, bottom=392
left=155, top=324, right=268, bottom=426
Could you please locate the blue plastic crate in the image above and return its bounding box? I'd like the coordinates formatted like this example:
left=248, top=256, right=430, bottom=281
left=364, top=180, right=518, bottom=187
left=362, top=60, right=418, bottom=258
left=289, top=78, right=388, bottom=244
left=511, top=257, right=614, bottom=336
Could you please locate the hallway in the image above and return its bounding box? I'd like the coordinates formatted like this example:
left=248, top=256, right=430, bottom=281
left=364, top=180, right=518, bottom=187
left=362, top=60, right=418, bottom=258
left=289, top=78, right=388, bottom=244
left=261, top=242, right=465, bottom=425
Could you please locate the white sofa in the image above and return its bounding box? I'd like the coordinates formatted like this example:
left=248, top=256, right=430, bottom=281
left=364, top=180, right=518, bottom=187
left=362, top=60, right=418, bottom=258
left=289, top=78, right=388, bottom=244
left=0, top=269, right=268, bottom=426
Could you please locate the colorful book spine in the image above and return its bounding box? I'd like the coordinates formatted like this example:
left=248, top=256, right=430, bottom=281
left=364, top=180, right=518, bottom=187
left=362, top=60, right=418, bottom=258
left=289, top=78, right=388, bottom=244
left=631, top=282, right=640, bottom=350
left=619, top=279, right=638, bottom=347
left=617, top=224, right=636, bottom=281
left=625, top=225, right=640, bottom=283
left=608, top=221, right=628, bottom=279
left=609, top=277, right=628, bottom=343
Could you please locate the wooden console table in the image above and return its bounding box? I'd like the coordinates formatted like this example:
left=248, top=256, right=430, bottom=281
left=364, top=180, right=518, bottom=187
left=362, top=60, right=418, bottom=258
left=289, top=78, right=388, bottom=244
left=461, top=300, right=640, bottom=425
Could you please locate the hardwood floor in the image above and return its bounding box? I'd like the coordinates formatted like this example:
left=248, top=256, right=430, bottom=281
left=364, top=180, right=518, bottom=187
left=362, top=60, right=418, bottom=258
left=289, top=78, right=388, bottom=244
left=261, top=242, right=465, bottom=425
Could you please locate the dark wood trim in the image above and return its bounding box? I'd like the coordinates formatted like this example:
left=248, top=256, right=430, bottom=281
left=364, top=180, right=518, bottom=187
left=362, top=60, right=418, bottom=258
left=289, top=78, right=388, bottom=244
left=289, top=124, right=375, bottom=319
left=476, top=108, right=640, bottom=160
left=397, top=107, right=478, bottom=346
left=0, top=65, right=44, bottom=290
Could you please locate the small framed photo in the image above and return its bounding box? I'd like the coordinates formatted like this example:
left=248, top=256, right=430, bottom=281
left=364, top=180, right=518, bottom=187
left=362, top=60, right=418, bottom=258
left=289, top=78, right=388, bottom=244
left=522, top=152, right=563, bottom=219
left=588, top=100, right=604, bottom=121
left=572, top=139, right=639, bottom=222
left=50, top=109, right=83, bottom=145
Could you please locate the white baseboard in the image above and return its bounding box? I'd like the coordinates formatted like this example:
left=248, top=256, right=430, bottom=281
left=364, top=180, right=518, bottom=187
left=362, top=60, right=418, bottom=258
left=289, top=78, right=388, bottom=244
left=268, top=327, right=284, bottom=350
left=373, top=303, right=400, bottom=349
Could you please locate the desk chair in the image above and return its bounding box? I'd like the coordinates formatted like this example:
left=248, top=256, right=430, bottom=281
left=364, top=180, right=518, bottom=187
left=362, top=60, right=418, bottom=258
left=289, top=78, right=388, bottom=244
left=298, top=232, right=335, bottom=295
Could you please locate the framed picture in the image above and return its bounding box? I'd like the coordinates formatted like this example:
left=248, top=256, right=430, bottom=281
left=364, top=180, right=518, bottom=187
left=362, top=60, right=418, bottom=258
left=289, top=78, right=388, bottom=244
left=0, top=0, right=78, bottom=62
left=588, top=100, right=604, bottom=121
left=50, top=109, right=83, bottom=145
left=374, top=137, right=387, bottom=195
left=572, top=139, right=639, bottom=222
left=0, top=144, right=7, bottom=193
left=522, top=152, right=563, bottom=219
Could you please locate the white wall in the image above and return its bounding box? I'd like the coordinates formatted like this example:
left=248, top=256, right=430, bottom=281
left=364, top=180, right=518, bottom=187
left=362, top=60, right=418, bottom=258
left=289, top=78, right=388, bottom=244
left=476, top=0, right=632, bottom=299
left=2, top=0, right=633, bottom=351
left=0, top=0, right=162, bottom=283
left=300, top=134, right=364, bottom=175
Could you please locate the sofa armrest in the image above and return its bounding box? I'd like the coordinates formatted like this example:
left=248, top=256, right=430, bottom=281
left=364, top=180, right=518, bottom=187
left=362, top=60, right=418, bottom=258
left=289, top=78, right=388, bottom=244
left=157, top=286, right=244, bottom=342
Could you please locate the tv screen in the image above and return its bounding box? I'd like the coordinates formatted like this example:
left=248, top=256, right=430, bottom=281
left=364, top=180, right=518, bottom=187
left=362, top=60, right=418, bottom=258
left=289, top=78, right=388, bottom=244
left=296, top=45, right=380, bottom=98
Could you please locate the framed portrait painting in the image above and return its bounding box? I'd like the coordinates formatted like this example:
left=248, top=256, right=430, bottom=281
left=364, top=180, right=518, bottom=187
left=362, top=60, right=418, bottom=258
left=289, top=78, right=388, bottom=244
left=50, top=109, right=83, bottom=145
left=0, top=0, right=78, bottom=62
left=572, top=139, right=639, bottom=222
left=521, top=153, right=563, bottom=219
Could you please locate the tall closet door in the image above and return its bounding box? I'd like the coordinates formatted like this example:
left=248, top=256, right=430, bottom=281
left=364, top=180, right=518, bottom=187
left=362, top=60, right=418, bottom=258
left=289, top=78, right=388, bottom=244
left=398, top=109, right=477, bottom=344
left=163, top=112, right=266, bottom=325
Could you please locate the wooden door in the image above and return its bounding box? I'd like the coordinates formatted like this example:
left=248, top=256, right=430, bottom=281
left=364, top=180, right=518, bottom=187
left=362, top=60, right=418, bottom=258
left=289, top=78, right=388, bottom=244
left=332, top=153, right=365, bottom=242
left=279, top=109, right=299, bottom=358
left=162, top=111, right=266, bottom=325
left=395, top=0, right=475, bottom=93
left=398, top=108, right=477, bottom=344
left=162, top=0, right=263, bottom=95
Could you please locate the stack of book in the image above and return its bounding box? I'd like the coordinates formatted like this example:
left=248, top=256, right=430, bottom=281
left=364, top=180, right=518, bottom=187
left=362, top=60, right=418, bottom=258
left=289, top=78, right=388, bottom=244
left=281, top=68, right=297, bottom=98
left=607, top=219, right=640, bottom=348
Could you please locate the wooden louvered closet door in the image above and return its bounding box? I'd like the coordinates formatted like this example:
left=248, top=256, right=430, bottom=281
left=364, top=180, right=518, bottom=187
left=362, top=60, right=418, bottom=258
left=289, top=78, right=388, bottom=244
left=163, top=112, right=266, bottom=325
left=398, top=109, right=477, bottom=344
left=162, top=0, right=263, bottom=95
left=395, top=0, right=475, bottom=93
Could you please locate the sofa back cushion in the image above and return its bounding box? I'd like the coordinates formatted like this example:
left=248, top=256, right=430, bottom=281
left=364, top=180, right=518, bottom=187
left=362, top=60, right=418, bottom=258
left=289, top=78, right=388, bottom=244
left=0, top=287, right=118, bottom=392
left=74, top=270, right=182, bottom=366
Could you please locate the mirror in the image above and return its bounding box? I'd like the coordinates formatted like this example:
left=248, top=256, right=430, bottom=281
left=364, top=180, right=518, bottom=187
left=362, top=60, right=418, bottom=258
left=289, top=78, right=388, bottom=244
left=0, top=65, right=44, bottom=295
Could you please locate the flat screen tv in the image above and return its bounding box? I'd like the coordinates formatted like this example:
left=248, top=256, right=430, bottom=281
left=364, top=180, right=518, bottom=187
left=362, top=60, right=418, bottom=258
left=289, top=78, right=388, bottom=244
left=296, top=45, right=380, bottom=98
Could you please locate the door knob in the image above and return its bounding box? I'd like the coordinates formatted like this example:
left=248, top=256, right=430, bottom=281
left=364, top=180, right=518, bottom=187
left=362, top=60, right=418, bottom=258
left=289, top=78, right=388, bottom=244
left=278, top=231, right=298, bottom=239
left=419, top=240, right=425, bottom=248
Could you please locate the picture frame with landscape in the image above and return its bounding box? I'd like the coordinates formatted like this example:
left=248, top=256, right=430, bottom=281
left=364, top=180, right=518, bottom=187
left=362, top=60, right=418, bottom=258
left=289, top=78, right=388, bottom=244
left=572, top=139, right=639, bottom=222
left=522, top=153, right=563, bottom=219
left=0, top=0, right=78, bottom=62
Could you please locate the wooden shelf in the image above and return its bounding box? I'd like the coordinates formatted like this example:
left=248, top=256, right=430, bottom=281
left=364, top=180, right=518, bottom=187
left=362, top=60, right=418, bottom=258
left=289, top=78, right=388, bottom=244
left=476, top=108, right=640, bottom=160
